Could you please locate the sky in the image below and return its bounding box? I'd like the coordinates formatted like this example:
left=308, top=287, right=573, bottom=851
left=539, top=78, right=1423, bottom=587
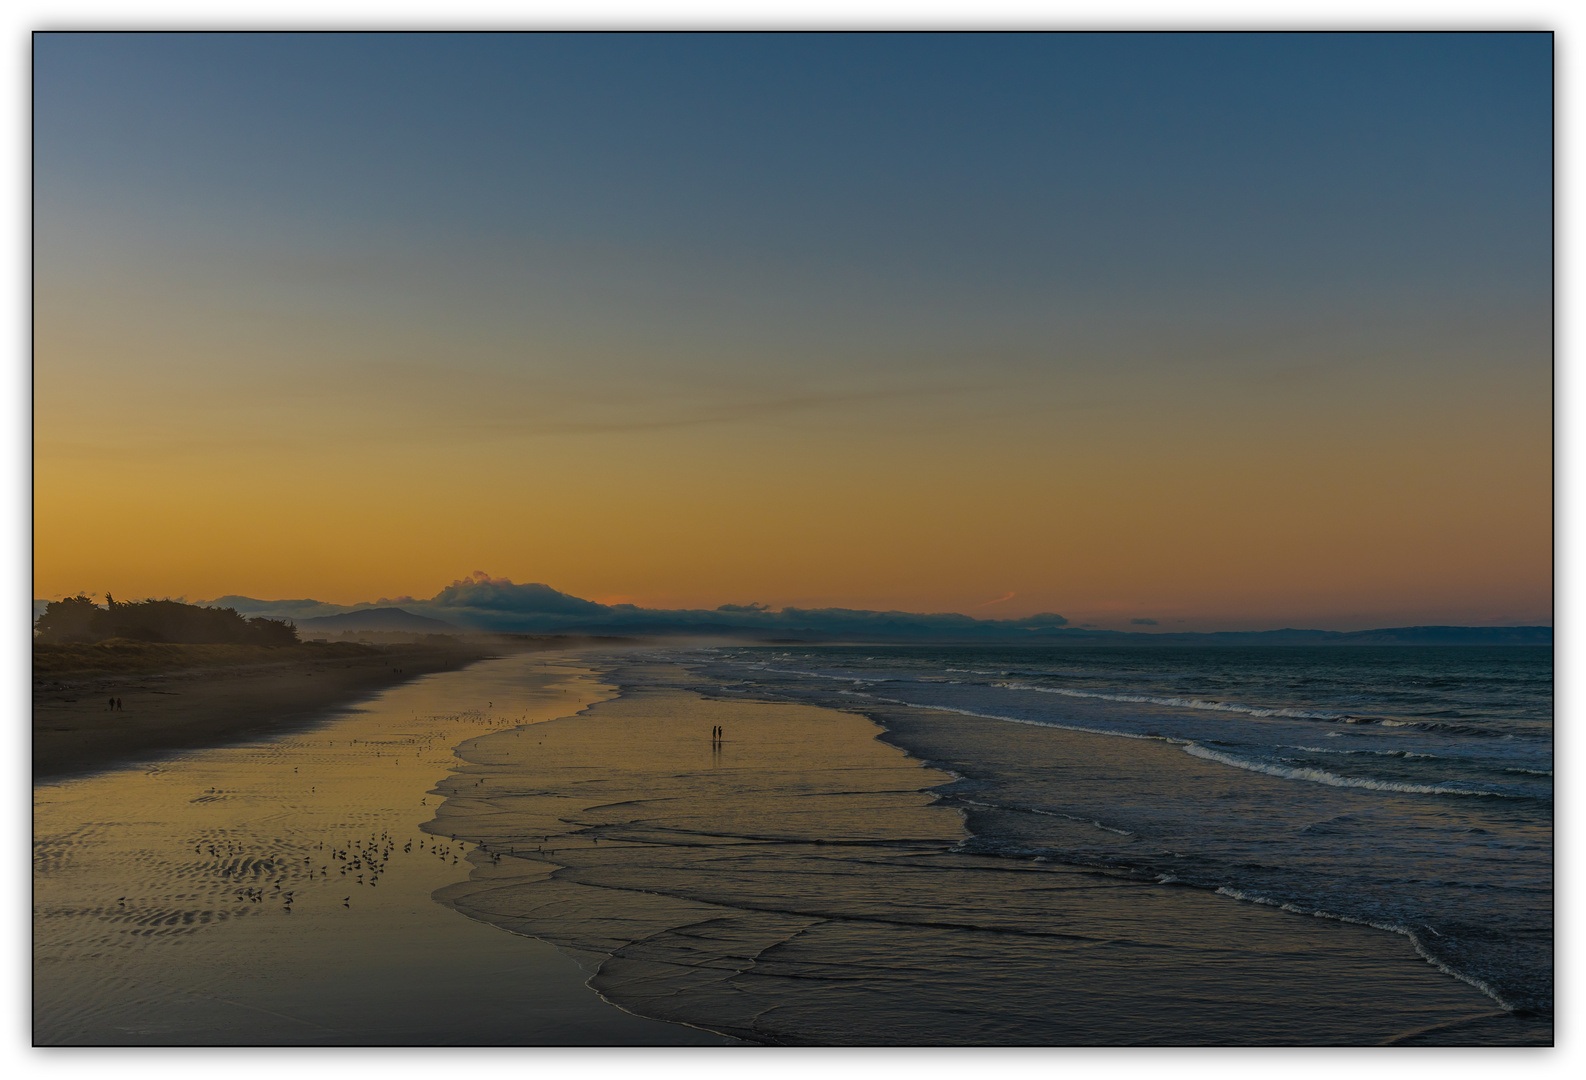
left=32, top=31, right=1553, bottom=631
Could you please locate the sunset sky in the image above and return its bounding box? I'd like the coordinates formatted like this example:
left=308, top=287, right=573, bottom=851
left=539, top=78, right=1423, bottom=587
left=33, top=32, right=1551, bottom=631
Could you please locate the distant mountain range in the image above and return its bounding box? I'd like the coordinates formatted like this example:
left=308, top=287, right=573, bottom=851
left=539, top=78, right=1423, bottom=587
left=293, top=607, right=463, bottom=635
left=154, top=575, right=1550, bottom=646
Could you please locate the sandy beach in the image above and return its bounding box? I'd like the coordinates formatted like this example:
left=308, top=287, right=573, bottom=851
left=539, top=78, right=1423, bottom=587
left=32, top=650, right=728, bottom=1045
left=33, top=640, right=494, bottom=781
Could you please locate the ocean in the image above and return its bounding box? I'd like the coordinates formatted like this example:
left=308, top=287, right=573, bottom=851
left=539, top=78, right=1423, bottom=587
left=692, top=645, right=1554, bottom=1005
left=432, top=642, right=1552, bottom=1044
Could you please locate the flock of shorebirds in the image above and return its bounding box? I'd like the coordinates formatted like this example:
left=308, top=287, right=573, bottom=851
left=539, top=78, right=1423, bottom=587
left=119, top=821, right=558, bottom=916
left=124, top=828, right=489, bottom=913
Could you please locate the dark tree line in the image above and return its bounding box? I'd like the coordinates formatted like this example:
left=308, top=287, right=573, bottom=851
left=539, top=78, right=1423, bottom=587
left=34, top=595, right=299, bottom=646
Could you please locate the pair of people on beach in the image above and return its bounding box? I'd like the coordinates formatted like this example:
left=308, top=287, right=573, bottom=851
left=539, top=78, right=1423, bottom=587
left=711, top=724, right=723, bottom=742
left=107, top=697, right=122, bottom=711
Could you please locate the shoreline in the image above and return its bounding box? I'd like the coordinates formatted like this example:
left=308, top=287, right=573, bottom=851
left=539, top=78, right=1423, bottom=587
left=33, top=640, right=495, bottom=782
left=34, top=650, right=724, bottom=1045
left=844, top=694, right=1552, bottom=1031
left=431, top=653, right=1528, bottom=1045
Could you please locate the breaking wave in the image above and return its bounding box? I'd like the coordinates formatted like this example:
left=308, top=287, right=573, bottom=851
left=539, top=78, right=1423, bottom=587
left=1181, top=743, right=1518, bottom=797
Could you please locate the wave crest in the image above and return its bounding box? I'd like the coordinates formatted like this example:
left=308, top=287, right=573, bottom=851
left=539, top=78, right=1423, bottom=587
left=1182, top=743, right=1516, bottom=797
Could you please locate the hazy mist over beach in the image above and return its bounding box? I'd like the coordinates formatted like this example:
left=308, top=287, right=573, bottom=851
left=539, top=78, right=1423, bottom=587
left=33, top=30, right=1552, bottom=1049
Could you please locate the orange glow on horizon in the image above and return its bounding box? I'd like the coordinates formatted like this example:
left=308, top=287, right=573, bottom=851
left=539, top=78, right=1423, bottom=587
left=33, top=343, right=1550, bottom=632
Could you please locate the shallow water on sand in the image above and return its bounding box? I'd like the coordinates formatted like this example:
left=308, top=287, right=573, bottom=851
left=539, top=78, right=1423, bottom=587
left=435, top=657, right=1537, bottom=1045
left=690, top=643, right=1553, bottom=1021
left=33, top=653, right=725, bottom=1045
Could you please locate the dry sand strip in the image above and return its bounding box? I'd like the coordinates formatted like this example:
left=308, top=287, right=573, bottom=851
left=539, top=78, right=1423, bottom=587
left=33, top=642, right=494, bottom=782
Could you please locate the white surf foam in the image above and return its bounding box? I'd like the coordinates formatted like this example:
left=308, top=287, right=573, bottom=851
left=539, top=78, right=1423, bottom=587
left=1284, top=745, right=1437, bottom=759
left=1182, top=743, right=1514, bottom=797
left=997, top=681, right=1345, bottom=721
left=846, top=691, right=1166, bottom=743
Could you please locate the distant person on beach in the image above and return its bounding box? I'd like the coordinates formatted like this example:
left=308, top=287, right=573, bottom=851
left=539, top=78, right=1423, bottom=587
left=108, top=697, right=115, bottom=711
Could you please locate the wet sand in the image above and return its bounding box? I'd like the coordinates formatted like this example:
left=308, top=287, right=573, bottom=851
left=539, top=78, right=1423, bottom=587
left=33, top=642, right=492, bottom=782
left=36, top=647, right=1531, bottom=1045
left=434, top=660, right=1525, bottom=1045
left=33, top=652, right=728, bottom=1045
